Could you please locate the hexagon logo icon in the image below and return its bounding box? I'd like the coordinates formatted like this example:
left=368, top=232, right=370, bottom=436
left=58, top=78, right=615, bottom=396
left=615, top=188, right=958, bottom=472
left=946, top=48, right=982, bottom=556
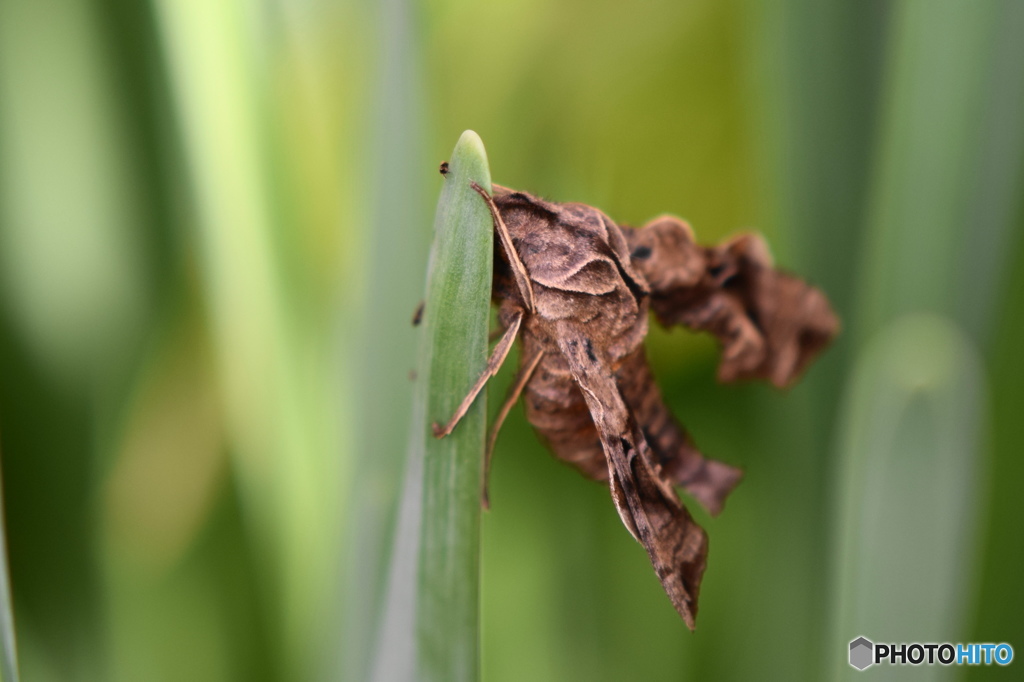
left=849, top=637, right=874, bottom=670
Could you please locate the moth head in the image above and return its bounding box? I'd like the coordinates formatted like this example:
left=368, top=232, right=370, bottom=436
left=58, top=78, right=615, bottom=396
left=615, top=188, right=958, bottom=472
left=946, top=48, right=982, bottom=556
left=628, top=215, right=705, bottom=291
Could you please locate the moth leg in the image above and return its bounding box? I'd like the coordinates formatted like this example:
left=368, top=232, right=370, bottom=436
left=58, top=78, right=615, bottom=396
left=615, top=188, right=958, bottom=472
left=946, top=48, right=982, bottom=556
left=556, top=325, right=708, bottom=629
left=470, top=181, right=536, bottom=313
left=482, top=348, right=544, bottom=509
left=432, top=309, right=524, bottom=439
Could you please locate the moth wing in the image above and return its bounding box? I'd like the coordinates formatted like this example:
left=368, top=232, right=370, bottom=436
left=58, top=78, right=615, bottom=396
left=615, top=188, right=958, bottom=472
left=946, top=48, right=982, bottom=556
left=556, top=324, right=708, bottom=629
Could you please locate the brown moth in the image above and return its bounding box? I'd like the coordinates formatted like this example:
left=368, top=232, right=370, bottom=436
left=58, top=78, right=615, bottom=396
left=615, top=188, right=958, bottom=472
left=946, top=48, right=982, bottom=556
left=432, top=180, right=838, bottom=629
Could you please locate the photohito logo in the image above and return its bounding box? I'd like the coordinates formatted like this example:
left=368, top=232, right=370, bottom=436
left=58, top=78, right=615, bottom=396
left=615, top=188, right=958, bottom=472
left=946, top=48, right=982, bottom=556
left=849, top=636, right=1014, bottom=670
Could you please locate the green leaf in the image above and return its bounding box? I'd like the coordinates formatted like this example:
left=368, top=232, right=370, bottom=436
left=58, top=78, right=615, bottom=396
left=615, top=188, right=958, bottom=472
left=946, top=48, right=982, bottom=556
left=827, top=3, right=1024, bottom=677
left=856, top=0, right=1020, bottom=336
left=371, top=130, right=493, bottom=682
left=830, top=315, right=985, bottom=679
left=341, top=0, right=430, bottom=675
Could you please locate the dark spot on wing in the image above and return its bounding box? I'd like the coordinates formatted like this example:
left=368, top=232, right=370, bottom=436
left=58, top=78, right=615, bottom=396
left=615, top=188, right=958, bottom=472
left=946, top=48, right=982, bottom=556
left=584, top=338, right=597, bottom=363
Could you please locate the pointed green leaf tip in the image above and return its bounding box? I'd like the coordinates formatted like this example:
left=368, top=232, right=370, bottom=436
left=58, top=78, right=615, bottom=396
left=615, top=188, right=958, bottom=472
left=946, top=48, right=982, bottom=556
left=416, top=130, right=493, bottom=682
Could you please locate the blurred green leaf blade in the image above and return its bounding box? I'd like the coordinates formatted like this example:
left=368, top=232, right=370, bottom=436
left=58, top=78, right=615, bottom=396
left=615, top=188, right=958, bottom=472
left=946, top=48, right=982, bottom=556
left=831, top=315, right=985, bottom=680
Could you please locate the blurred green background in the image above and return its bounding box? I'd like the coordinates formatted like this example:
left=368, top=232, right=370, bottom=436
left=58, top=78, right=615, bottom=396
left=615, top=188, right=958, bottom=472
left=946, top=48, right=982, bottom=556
left=1, top=0, right=1022, bottom=680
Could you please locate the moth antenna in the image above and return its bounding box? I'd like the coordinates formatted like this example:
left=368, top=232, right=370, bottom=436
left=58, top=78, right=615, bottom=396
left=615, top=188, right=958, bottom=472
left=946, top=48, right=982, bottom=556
left=482, top=349, right=543, bottom=508
left=470, top=181, right=536, bottom=313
